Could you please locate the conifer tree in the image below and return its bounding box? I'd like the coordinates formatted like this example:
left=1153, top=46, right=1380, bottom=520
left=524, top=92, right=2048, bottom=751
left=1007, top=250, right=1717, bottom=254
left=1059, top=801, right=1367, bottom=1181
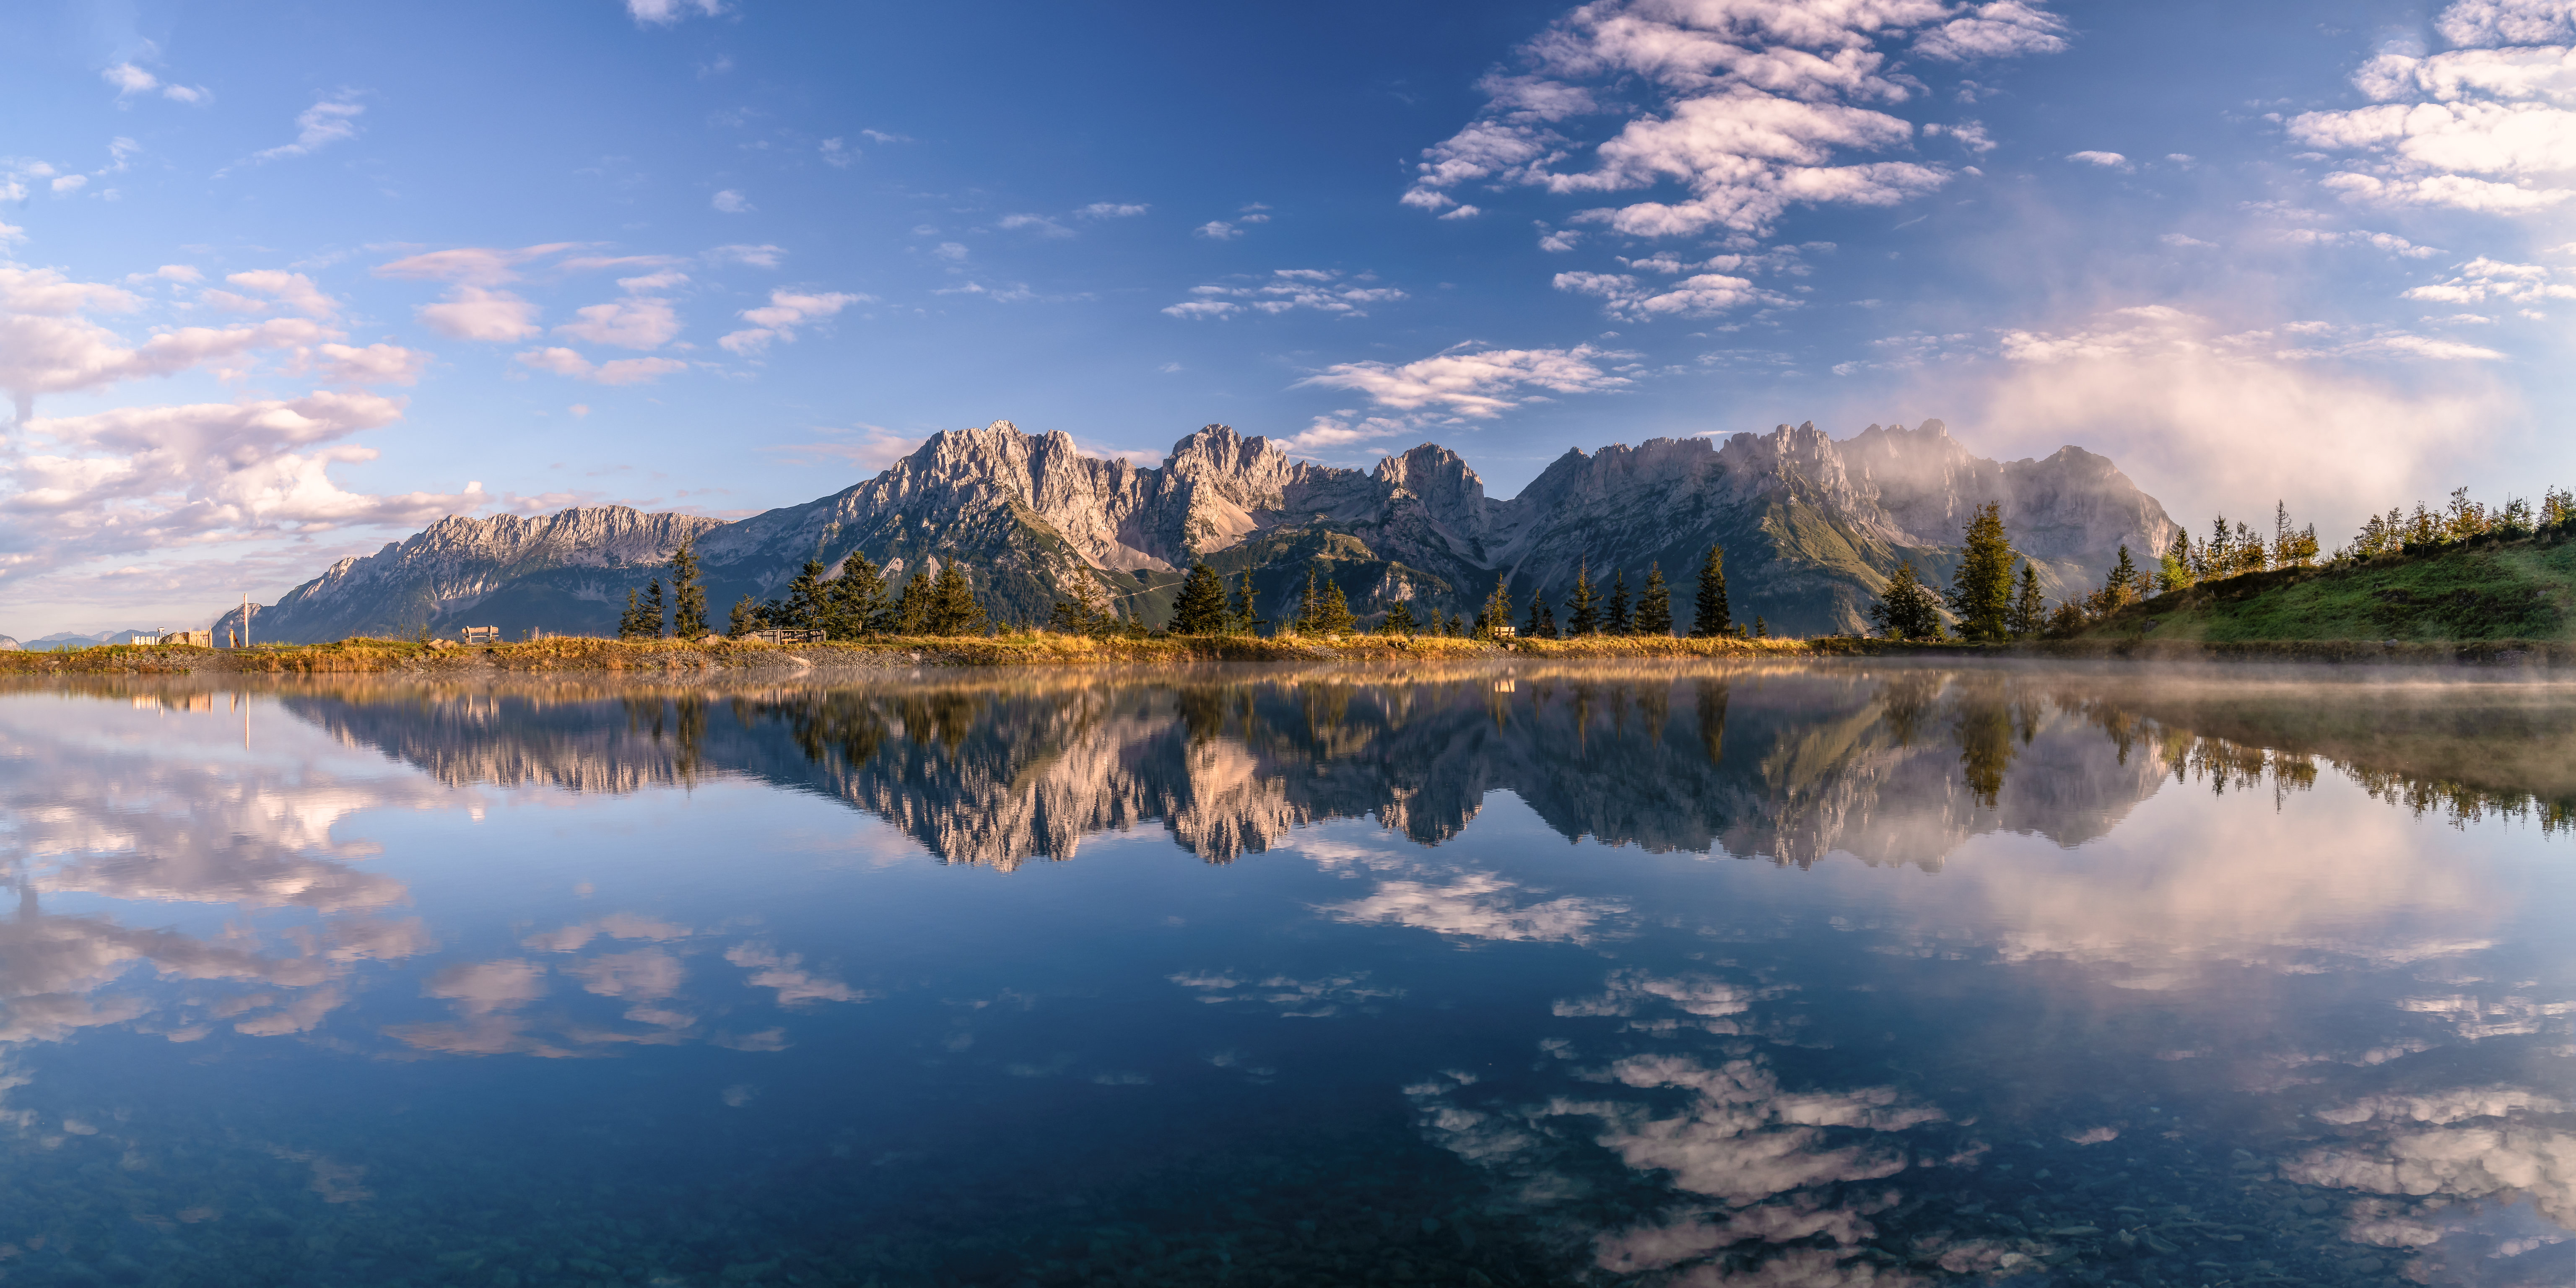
left=640, top=579, right=667, bottom=639
left=727, top=594, right=762, bottom=639
left=1524, top=588, right=1551, bottom=639
left=1606, top=570, right=1631, bottom=635
left=1382, top=600, right=1418, bottom=636
left=1753, top=616, right=1768, bottom=639
left=925, top=562, right=986, bottom=636
left=1565, top=564, right=1601, bottom=636
left=780, top=560, right=829, bottom=631
left=1692, top=545, right=1732, bottom=638
left=824, top=552, right=888, bottom=639
left=1634, top=564, right=1674, bottom=636
left=668, top=538, right=708, bottom=639
left=1945, top=501, right=2015, bottom=642
left=2101, top=545, right=2142, bottom=610
left=2007, top=562, right=2045, bottom=639
left=1865, top=561, right=1943, bottom=641
left=1169, top=561, right=1231, bottom=635
left=616, top=588, right=652, bottom=640
left=1049, top=576, right=1115, bottom=637
left=1537, top=598, right=1560, bottom=638
left=1228, top=570, right=1261, bottom=635
left=1309, top=572, right=1356, bottom=634
left=891, top=571, right=932, bottom=634
left=1292, top=566, right=1320, bottom=634
left=1477, top=574, right=1513, bottom=639
left=2160, top=531, right=2197, bottom=592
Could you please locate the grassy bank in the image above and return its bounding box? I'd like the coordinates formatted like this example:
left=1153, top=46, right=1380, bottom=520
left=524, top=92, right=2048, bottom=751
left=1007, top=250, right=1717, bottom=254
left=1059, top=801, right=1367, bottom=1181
left=0, top=631, right=1834, bottom=675
left=2075, top=535, right=2576, bottom=645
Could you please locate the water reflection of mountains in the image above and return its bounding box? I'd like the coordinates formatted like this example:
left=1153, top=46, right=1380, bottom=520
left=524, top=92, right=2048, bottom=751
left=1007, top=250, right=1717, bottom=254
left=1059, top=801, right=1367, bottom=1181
left=271, top=664, right=2576, bottom=870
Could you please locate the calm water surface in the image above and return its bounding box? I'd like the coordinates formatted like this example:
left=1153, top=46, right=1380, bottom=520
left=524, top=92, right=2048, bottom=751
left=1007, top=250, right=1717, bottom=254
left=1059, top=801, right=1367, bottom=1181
left=1, top=660, right=2571, bottom=1288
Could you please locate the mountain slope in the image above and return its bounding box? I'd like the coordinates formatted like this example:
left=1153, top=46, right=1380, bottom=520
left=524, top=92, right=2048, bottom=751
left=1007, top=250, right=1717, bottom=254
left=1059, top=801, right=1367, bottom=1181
left=2080, top=533, right=2576, bottom=643
left=231, top=418, right=2176, bottom=641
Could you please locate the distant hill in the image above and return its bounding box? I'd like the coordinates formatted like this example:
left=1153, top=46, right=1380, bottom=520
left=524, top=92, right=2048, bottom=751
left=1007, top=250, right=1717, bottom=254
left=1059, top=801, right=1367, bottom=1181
left=2081, top=533, right=2576, bottom=642
left=16, top=630, right=167, bottom=651
left=226, top=418, right=2178, bottom=643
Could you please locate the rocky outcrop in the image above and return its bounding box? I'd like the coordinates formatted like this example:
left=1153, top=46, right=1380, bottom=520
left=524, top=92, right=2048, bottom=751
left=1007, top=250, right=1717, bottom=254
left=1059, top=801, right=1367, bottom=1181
left=244, top=508, right=724, bottom=643
left=239, top=418, right=2176, bottom=641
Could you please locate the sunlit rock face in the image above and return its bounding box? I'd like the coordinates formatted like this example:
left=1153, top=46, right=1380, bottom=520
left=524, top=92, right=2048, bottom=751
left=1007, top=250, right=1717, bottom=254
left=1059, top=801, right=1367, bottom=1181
left=239, top=507, right=725, bottom=642
left=241, top=418, right=2175, bottom=640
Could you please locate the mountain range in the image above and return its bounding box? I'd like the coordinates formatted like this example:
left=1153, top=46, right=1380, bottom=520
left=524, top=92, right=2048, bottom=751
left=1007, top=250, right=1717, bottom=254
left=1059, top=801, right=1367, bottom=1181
left=209, top=418, right=2177, bottom=643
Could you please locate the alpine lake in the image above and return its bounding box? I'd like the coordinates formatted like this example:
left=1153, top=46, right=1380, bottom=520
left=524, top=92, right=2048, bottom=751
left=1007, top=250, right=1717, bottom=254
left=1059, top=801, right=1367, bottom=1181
left=1, top=659, right=2571, bottom=1288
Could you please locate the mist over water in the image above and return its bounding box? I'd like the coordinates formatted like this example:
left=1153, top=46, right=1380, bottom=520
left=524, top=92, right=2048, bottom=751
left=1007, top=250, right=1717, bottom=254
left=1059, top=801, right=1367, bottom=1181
left=0, top=662, right=2570, bottom=1288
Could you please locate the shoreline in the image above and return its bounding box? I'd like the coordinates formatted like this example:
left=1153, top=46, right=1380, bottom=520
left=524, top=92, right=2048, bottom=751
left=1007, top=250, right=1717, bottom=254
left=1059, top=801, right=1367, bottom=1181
left=3, top=632, right=2570, bottom=675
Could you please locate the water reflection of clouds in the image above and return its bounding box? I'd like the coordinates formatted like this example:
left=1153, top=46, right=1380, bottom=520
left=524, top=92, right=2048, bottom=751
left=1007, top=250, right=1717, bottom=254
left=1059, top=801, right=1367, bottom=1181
left=1320, top=872, right=1627, bottom=945
left=1168, top=970, right=1400, bottom=1018
left=1409, top=969, right=1959, bottom=1286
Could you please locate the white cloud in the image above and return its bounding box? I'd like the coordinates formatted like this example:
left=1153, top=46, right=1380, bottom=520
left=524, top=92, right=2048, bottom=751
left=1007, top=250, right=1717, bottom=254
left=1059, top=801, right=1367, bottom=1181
left=0, top=223, right=25, bottom=248
left=2401, top=254, right=2576, bottom=301
left=710, top=189, right=753, bottom=213
left=1933, top=303, right=2519, bottom=540
left=2067, top=149, right=2132, bottom=169
left=245, top=97, right=365, bottom=166
left=1553, top=269, right=1790, bottom=320
left=2280, top=228, right=2441, bottom=257
left=161, top=83, right=210, bottom=105
left=1163, top=269, right=1407, bottom=319
left=2293, top=16, right=2576, bottom=215
left=1077, top=202, right=1149, bottom=218
left=627, top=0, right=725, bottom=25
left=2158, top=232, right=2217, bottom=248
left=2437, top=0, right=2576, bottom=47
left=717, top=288, right=865, bottom=354
left=556, top=296, right=682, bottom=349
left=50, top=174, right=89, bottom=195
left=417, top=286, right=543, bottom=343
left=1194, top=221, right=1241, bottom=240
left=705, top=243, right=786, bottom=267
left=998, top=213, right=1072, bottom=237
left=1400, top=0, right=2070, bottom=239
left=101, top=63, right=157, bottom=97
left=512, top=348, right=688, bottom=385
left=1295, top=340, right=1637, bottom=420
left=311, top=343, right=428, bottom=386
left=1439, top=204, right=1483, bottom=220
left=1321, top=872, right=1626, bottom=944
left=819, top=138, right=852, bottom=167
left=930, top=242, right=969, bottom=262
left=220, top=270, right=340, bottom=320
left=374, top=243, right=579, bottom=286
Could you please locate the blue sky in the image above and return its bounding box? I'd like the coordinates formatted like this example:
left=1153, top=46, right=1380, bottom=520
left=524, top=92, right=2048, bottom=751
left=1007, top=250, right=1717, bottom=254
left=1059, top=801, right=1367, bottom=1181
left=3, top=0, right=2572, bottom=634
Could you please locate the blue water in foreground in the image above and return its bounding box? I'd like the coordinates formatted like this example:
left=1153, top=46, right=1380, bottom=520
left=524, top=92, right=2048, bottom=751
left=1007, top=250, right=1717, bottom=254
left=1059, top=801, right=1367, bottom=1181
left=0, top=661, right=2571, bottom=1288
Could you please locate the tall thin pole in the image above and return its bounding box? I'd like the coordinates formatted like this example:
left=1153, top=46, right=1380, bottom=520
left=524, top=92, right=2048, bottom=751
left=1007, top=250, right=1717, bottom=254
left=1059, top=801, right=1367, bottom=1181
left=241, top=592, right=250, bottom=648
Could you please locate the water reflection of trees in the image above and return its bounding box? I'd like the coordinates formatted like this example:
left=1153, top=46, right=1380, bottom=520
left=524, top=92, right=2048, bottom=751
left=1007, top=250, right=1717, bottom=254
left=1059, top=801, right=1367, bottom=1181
left=223, top=664, right=2576, bottom=873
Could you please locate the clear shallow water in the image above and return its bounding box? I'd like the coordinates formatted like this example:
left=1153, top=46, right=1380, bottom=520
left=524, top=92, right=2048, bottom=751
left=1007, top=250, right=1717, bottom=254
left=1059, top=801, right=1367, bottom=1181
left=0, top=662, right=2572, bottom=1288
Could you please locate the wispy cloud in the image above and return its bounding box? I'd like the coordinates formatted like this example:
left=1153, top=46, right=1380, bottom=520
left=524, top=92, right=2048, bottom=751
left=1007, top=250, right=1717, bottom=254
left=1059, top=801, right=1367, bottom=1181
left=718, top=288, right=867, bottom=355
left=1162, top=269, right=1405, bottom=319
left=626, top=0, right=724, bottom=26
left=240, top=96, right=365, bottom=168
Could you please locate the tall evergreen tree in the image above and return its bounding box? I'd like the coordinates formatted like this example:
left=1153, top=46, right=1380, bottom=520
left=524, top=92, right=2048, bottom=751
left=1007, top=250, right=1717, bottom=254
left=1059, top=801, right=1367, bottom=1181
left=1524, top=588, right=1550, bottom=639
left=1753, top=616, right=1768, bottom=639
left=2006, top=561, right=2045, bottom=639
left=891, top=571, right=932, bottom=634
left=779, top=560, right=829, bottom=631
left=824, top=551, right=888, bottom=639
left=639, top=579, right=667, bottom=639
left=1945, top=501, right=2016, bottom=642
left=2098, top=545, right=2143, bottom=611
left=925, top=562, right=986, bottom=636
left=1049, top=576, right=1115, bottom=637
left=1865, top=561, right=1944, bottom=641
left=1292, top=566, right=1321, bottom=634
left=1169, top=561, right=1231, bottom=635
left=1381, top=600, right=1418, bottom=635
left=667, top=538, right=708, bottom=639
left=1606, top=570, right=1632, bottom=635
left=1308, top=572, right=1356, bottom=634
left=727, top=594, right=762, bottom=639
left=1564, top=564, right=1601, bottom=636
left=616, top=588, right=654, bottom=640
left=1634, top=564, right=1674, bottom=636
left=1228, top=569, right=1261, bottom=635
left=1691, top=545, right=1732, bottom=638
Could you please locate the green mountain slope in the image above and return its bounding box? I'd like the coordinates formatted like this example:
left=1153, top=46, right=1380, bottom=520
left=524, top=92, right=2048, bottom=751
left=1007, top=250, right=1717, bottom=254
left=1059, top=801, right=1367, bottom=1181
left=2082, top=535, right=2576, bottom=642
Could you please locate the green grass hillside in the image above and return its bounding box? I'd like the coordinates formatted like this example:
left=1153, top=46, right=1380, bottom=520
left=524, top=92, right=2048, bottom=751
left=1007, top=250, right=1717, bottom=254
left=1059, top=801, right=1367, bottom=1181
left=2083, top=535, right=2576, bottom=642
